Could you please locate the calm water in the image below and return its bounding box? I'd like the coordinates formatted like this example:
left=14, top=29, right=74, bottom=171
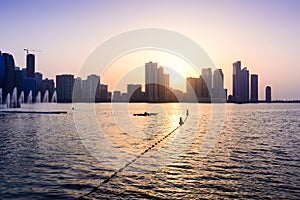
left=0, top=103, right=299, bottom=199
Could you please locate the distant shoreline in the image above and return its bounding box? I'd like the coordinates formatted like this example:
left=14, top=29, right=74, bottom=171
left=56, top=100, right=300, bottom=104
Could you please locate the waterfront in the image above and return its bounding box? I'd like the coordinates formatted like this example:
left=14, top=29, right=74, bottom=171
left=0, top=103, right=299, bottom=199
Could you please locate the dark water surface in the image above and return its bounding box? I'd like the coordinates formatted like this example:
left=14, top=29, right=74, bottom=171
left=0, top=103, right=299, bottom=199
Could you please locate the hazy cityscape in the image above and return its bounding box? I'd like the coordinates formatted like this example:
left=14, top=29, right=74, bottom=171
left=1, top=1, right=300, bottom=199
left=0, top=50, right=282, bottom=107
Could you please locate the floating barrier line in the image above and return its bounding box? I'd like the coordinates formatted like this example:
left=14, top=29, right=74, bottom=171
left=79, top=111, right=189, bottom=200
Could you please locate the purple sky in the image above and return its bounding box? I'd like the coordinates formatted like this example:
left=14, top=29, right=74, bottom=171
left=1, top=0, right=300, bottom=99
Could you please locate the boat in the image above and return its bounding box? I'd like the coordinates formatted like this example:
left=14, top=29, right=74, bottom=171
left=133, top=112, right=157, bottom=116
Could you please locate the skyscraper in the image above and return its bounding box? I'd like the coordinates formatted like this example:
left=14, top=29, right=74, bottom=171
left=157, top=66, right=165, bottom=102
left=26, top=54, right=35, bottom=78
left=2, top=53, right=16, bottom=98
left=232, top=61, right=241, bottom=100
left=240, top=67, right=249, bottom=102
left=232, top=61, right=249, bottom=103
left=251, top=74, right=258, bottom=103
left=186, top=77, right=198, bottom=101
left=56, top=74, right=74, bottom=102
left=127, top=84, right=143, bottom=102
left=164, top=73, right=170, bottom=102
left=86, top=74, right=100, bottom=102
left=0, top=51, right=5, bottom=89
left=266, top=86, right=271, bottom=103
left=100, top=84, right=108, bottom=102
left=145, top=62, right=158, bottom=102
left=73, top=77, right=82, bottom=102
left=213, top=69, right=225, bottom=100
left=202, top=68, right=212, bottom=99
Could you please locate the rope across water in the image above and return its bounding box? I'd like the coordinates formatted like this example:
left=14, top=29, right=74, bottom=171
left=79, top=111, right=189, bottom=199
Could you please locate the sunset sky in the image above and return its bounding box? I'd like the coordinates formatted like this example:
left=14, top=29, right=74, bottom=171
left=1, top=0, right=299, bottom=100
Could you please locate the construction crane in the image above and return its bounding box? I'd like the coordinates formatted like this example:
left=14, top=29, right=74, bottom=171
left=24, top=48, right=42, bottom=55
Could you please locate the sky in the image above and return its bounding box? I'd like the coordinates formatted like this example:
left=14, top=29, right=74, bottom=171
left=0, top=0, right=299, bottom=100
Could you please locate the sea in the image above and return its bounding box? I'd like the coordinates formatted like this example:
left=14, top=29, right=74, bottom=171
left=0, top=103, right=299, bottom=199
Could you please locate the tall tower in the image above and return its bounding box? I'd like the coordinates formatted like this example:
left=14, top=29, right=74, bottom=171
left=87, top=74, right=100, bottom=102
left=232, top=61, right=249, bottom=103
left=202, top=68, right=212, bottom=98
left=232, top=61, right=241, bottom=99
left=240, top=67, right=249, bottom=103
left=213, top=69, right=225, bottom=99
left=157, top=66, right=165, bottom=102
left=250, top=74, right=258, bottom=103
left=266, top=86, right=271, bottom=103
left=145, top=62, right=158, bottom=102
left=56, top=74, right=74, bottom=103
left=1, top=53, right=16, bottom=97
left=26, top=54, right=35, bottom=78
left=186, top=77, right=198, bottom=101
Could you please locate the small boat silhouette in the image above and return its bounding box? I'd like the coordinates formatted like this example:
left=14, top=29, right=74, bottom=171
left=133, top=112, right=157, bottom=116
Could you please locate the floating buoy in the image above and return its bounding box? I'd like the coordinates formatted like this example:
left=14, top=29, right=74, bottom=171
left=179, top=117, right=184, bottom=126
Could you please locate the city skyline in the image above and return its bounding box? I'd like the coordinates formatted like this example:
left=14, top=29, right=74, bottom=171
left=0, top=0, right=299, bottom=100
left=0, top=49, right=279, bottom=104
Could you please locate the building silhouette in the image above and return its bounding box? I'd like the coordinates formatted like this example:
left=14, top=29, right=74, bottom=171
left=112, top=91, right=121, bottom=102
left=186, top=77, right=198, bottom=101
left=266, top=86, right=271, bottom=103
left=250, top=74, right=258, bottom=103
left=213, top=69, right=226, bottom=101
left=186, top=68, right=225, bottom=103
left=87, top=75, right=100, bottom=102
left=0, top=52, right=5, bottom=91
left=202, top=68, right=212, bottom=99
left=145, top=62, right=170, bottom=102
left=56, top=74, right=74, bottom=102
left=26, top=54, right=35, bottom=78
left=127, top=84, right=144, bottom=102
left=1, top=52, right=16, bottom=101
left=73, top=77, right=82, bottom=102
left=145, top=62, right=158, bottom=102
left=232, top=61, right=249, bottom=103
left=100, top=84, right=108, bottom=102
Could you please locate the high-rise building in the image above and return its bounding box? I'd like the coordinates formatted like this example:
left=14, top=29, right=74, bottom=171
left=26, top=54, right=35, bottom=78
left=127, top=84, right=144, bottom=102
left=73, top=77, right=82, bottom=102
left=113, top=91, right=121, bottom=102
left=86, top=74, right=100, bottom=102
left=232, top=61, right=249, bottom=103
left=213, top=69, right=225, bottom=100
left=202, top=68, right=212, bottom=99
left=81, top=79, right=88, bottom=102
left=186, top=77, right=198, bottom=101
left=232, top=61, right=241, bottom=100
left=145, top=62, right=158, bottom=102
left=0, top=51, right=5, bottom=89
left=2, top=53, right=16, bottom=98
left=164, top=73, right=170, bottom=102
left=15, top=68, right=23, bottom=97
left=100, top=84, right=108, bottom=102
left=127, top=84, right=140, bottom=97
left=35, top=72, right=43, bottom=95
left=240, top=67, right=249, bottom=102
left=157, top=67, right=165, bottom=102
left=250, top=74, right=258, bottom=103
left=56, top=74, right=74, bottom=102
left=266, top=86, right=271, bottom=103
